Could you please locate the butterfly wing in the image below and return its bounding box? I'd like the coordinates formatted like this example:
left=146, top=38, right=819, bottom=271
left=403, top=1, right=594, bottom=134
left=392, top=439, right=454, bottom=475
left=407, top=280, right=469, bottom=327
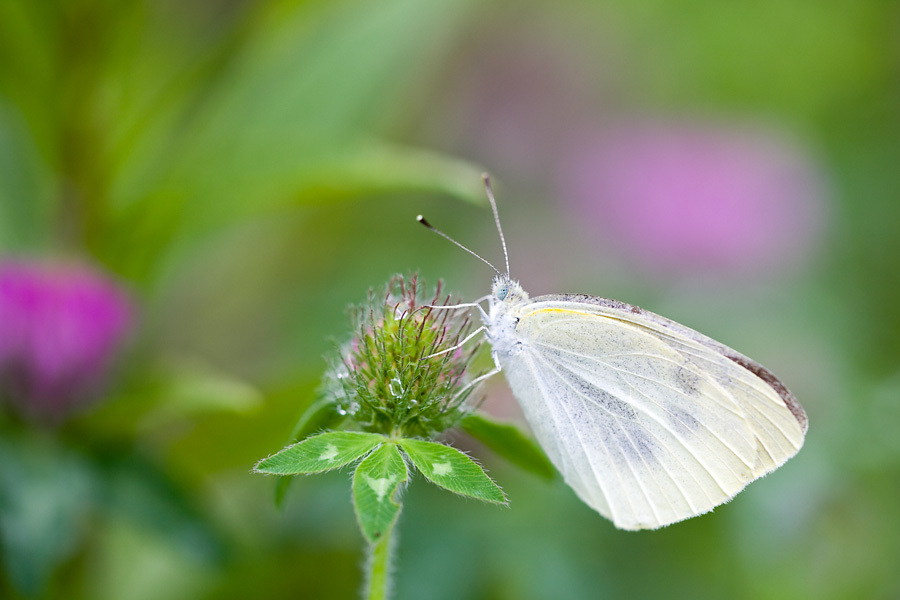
left=497, top=294, right=806, bottom=530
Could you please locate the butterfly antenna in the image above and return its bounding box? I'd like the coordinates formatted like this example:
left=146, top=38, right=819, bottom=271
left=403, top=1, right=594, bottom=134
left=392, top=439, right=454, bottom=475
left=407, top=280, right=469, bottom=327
left=417, top=215, right=501, bottom=275
left=482, top=173, right=510, bottom=277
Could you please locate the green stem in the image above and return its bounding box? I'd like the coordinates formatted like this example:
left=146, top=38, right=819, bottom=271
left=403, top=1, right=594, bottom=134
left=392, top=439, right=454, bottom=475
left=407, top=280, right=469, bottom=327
left=365, top=526, right=395, bottom=600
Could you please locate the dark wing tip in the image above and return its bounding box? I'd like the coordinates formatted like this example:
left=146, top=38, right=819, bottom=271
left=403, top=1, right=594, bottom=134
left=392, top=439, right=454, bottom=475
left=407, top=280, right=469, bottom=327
left=726, top=354, right=808, bottom=434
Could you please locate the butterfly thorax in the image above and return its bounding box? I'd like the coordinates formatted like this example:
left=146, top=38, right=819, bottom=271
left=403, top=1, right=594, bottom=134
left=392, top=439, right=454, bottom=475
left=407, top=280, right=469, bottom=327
left=486, top=277, right=529, bottom=360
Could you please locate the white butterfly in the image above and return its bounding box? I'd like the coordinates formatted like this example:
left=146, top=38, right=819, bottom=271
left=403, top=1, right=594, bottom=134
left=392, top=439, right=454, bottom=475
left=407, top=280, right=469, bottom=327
left=418, top=174, right=807, bottom=531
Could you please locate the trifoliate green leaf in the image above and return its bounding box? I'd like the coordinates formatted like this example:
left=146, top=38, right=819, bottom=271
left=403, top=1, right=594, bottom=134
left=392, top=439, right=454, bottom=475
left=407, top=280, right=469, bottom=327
left=254, top=431, right=384, bottom=475
left=352, top=443, right=407, bottom=543
left=398, top=438, right=506, bottom=504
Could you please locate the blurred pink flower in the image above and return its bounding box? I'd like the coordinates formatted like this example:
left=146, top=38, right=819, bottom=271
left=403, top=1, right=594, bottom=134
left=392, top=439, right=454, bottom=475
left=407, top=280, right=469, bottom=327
left=560, top=122, right=829, bottom=277
left=0, top=260, right=133, bottom=421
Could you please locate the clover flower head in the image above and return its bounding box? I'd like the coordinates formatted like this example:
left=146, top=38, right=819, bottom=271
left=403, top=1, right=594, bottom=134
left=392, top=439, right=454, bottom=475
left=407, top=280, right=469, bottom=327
left=323, top=274, right=482, bottom=439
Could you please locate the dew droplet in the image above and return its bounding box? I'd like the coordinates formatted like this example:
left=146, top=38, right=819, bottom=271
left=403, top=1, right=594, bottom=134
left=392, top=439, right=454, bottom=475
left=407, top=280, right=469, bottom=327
left=389, top=377, right=403, bottom=398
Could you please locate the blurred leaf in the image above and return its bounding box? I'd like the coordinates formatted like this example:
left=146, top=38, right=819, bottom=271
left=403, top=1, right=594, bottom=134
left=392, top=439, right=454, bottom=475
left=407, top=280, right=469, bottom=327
left=0, top=2, right=58, bottom=153
left=0, top=435, right=96, bottom=596
left=102, top=0, right=479, bottom=282
left=139, top=360, right=264, bottom=428
left=399, top=438, right=507, bottom=504
left=286, top=396, right=347, bottom=444
left=273, top=476, right=293, bottom=510
left=460, top=412, right=556, bottom=480
left=594, top=0, right=885, bottom=122
left=255, top=431, right=385, bottom=475
left=84, top=519, right=213, bottom=600
left=0, top=434, right=223, bottom=598
left=98, top=453, right=223, bottom=564
left=270, top=139, right=487, bottom=206
left=78, top=358, right=263, bottom=440
left=352, top=442, right=407, bottom=543
left=0, top=101, right=54, bottom=251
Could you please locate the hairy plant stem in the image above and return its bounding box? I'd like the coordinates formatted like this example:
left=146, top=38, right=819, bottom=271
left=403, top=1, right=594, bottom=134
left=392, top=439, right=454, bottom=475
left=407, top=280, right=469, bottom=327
left=365, top=526, right=395, bottom=600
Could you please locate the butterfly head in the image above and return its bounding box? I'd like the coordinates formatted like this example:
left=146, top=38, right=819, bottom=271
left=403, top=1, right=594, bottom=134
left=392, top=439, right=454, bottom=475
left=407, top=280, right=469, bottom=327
left=492, top=275, right=527, bottom=304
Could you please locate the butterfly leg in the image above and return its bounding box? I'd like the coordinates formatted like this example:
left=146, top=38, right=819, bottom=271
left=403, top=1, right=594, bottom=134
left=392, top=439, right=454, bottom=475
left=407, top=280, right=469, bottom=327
left=451, top=364, right=501, bottom=402
left=426, top=295, right=491, bottom=321
left=422, top=326, right=486, bottom=359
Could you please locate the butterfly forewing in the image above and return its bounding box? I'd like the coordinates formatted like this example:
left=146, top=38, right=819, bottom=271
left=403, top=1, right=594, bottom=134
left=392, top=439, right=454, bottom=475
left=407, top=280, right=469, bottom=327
left=496, top=294, right=806, bottom=530
left=548, top=295, right=808, bottom=469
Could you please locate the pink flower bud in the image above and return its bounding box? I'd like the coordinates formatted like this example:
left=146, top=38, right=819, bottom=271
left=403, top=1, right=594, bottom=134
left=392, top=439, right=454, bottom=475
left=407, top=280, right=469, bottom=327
left=0, top=260, right=133, bottom=421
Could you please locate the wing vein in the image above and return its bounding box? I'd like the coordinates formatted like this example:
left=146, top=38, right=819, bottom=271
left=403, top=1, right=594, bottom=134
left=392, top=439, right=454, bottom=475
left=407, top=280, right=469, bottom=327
left=538, top=348, right=748, bottom=495
left=518, top=352, right=618, bottom=520
left=521, top=352, right=633, bottom=523
left=535, top=339, right=746, bottom=420
left=533, top=352, right=674, bottom=524
left=541, top=355, right=713, bottom=511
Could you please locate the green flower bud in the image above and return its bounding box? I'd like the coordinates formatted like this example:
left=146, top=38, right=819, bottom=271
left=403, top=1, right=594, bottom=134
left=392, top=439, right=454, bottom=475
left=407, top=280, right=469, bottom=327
left=323, top=274, right=482, bottom=439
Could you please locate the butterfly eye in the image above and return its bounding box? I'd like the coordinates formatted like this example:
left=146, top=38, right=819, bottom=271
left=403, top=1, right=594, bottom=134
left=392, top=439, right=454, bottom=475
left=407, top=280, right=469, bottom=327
left=497, top=285, right=509, bottom=301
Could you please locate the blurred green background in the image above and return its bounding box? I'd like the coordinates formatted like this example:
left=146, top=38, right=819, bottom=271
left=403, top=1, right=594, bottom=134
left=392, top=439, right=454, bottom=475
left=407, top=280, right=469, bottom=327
left=1, top=0, right=899, bottom=598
